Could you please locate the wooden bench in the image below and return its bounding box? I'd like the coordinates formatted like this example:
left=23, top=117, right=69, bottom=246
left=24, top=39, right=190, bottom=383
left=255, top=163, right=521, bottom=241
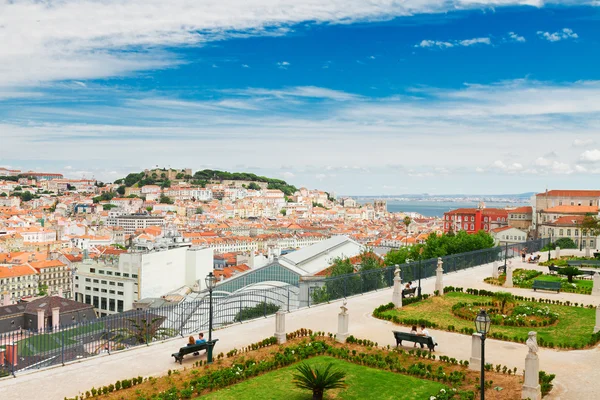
left=402, top=288, right=417, bottom=298
left=532, top=280, right=560, bottom=293
left=171, top=340, right=219, bottom=364
left=392, top=331, right=436, bottom=352
left=548, top=265, right=560, bottom=275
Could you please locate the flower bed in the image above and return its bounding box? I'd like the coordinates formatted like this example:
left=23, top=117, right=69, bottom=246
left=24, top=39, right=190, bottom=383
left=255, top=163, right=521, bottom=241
left=375, top=288, right=600, bottom=349
left=484, top=269, right=593, bottom=295
left=451, top=301, right=559, bottom=328
left=65, top=328, right=528, bottom=400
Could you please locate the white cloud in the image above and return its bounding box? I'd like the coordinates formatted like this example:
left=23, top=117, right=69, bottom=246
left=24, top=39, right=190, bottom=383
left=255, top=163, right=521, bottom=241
left=281, top=171, right=295, bottom=179
left=277, top=61, right=291, bottom=69
left=64, top=166, right=73, bottom=170
left=0, top=1, right=588, bottom=90
left=315, top=173, right=326, bottom=180
left=475, top=167, right=485, bottom=173
left=508, top=32, right=526, bottom=42
left=242, top=64, right=250, bottom=68
left=230, top=86, right=360, bottom=101
left=458, top=37, right=491, bottom=47
left=579, top=149, right=600, bottom=163
left=416, top=37, right=490, bottom=49
left=573, top=138, right=595, bottom=147
left=537, top=28, right=578, bottom=42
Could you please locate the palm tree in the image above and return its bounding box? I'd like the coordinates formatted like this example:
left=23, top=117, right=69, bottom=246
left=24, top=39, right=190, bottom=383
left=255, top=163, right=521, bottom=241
left=403, top=216, right=412, bottom=247
left=558, top=266, right=581, bottom=283
left=493, top=291, right=514, bottom=314
left=293, top=362, right=346, bottom=400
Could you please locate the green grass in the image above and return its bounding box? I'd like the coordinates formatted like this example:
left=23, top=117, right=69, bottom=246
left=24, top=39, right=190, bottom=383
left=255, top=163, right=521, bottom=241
left=380, top=292, right=596, bottom=348
left=18, top=322, right=104, bottom=356
left=199, top=356, right=446, bottom=400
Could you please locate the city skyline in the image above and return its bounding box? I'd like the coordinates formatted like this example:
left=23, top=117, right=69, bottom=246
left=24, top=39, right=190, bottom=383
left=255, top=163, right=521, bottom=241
left=2, top=1, right=600, bottom=195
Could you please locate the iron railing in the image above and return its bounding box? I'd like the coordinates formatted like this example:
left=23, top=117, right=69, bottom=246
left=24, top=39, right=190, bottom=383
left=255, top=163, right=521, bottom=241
left=0, top=238, right=549, bottom=376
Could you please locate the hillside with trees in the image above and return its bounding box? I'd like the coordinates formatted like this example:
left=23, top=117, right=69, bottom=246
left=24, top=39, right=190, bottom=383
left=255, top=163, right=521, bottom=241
left=115, top=168, right=298, bottom=196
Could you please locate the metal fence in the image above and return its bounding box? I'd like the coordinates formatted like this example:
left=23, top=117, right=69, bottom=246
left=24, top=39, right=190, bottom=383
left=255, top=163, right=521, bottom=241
left=0, top=238, right=549, bottom=376
left=302, top=237, right=550, bottom=307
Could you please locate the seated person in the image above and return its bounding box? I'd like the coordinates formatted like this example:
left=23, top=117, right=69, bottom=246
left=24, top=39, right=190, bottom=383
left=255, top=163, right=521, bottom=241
left=404, top=282, right=411, bottom=290
left=417, top=324, right=438, bottom=346
left=410, top=281, right=417, bottom=290
left=193, top=332, right=207, bottom=355
left=410, top=325, right=418, bottom=347
left=186, top=336, right=195, bottom=346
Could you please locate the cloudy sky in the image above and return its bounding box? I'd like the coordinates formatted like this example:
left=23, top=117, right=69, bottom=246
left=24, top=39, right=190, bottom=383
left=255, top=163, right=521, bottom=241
left=1, top=1, right=600, bottom=195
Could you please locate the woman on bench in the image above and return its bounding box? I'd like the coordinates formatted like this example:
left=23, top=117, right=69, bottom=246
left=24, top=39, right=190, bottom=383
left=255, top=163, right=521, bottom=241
left=186, top=336, right=195, bottom=346
left=410, top=325, right=418, bottom=347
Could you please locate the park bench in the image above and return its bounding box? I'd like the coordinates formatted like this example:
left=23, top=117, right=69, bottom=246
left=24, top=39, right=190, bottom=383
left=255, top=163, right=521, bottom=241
left=548, top=265, right=560, bottom=275
left=171, top=339, right=218, bottom=364
left=532, top=280, right=561, bottom=293
left=402, top=288, right=417, bottom=298
left=527, top=255, right=541, bottom=264
left=567, top=260, right=600, bottom=268
left=392, top=331, right=437, bottom=352
left=498, top=265, right=506, bottom=275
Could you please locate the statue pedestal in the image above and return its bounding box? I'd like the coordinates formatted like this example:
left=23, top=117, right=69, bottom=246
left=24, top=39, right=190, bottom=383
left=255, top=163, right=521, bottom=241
left=469, top=333, right=482, bottom=371
left=521, top=353, right=542, bottom=400
left=275, top=311, right=286, bottom=344
left=337, top=310, right=349, bottom=343
left=392, top=267, right=402, bottom=308
left=492, top=261, right=499, bottom=279
left=592, top=273, right=600, bottom=297
left=435, top=258, right=444, bottom=295
left=504, top=265, right=513, bottom=288
left=594, top=306, right=600, bottom=334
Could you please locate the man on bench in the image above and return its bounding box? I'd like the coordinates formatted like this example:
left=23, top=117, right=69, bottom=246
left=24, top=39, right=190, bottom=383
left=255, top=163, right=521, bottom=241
left=194, top=332, right=207, bottom=355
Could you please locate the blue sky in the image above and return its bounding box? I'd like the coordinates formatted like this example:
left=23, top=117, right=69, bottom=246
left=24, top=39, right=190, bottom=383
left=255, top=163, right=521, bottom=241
left=1, top=1, right=600, bottom=195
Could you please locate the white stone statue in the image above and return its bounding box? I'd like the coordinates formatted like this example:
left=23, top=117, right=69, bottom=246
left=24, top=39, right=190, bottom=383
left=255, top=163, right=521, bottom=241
left=340, top=299, right=348, bottom=315
left=394, top=267, right=400, bottom=279
left=526, top=331, right=538, bottom=355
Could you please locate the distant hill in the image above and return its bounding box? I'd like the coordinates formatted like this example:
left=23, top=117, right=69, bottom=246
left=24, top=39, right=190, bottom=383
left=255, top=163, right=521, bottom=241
left=114, top=168, right=298, bottom=196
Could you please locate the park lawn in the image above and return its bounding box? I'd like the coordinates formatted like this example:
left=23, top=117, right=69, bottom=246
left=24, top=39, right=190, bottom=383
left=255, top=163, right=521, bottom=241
left=200, top=356, right=446, bottom=400
left=380, top=292, right=595, bottom=348
left=18, top=322, right=104, bottom=356
left=534, top=274, right=593, bottom=290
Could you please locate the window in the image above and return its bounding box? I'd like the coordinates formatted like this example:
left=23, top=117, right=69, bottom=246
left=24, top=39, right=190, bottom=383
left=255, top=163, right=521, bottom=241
left=101, top=297, right=107, bottom=310
left=109, top=290, right=115, bottom=294
left=93, top=288, right=99, bottom=292
left=109, top=299, right=115, bottom=312
left=93, top=279, right=99, bottom=283
left=101, top=289, right=107, bottom=293
left=132, top=274, right=138, bottom=279
left=98, top=270, right=104, bottom=274
left=117, top=300, right=124, bottom=313
left=101, top=280, right=107, bottom=285
left=117, top=283, right=124, bottom=287
left=470, top=224, right=474, bottom=230
left=567, top=229, right=571, bottom=236
left=117, top=291, right=124, bottom=295
left=90, top=268, right=95, bottom=273
left=109, top=281, right=115, bottom=286
left=559, top=229, right=564, bottom=236
left=123, top=273, right=129, bottom=278
left=93, top=296, right=99, bottom=308
left=85, top=286, right=91, bottom=291
left=575, top=230, right=579, bottom=236
left=85, top=295, right=91, bottom=304
left=85, top=278, right=91, bottom=282
left=115, top=272, right=121, bottom=276
left=106, top=271, right=113, bottom=275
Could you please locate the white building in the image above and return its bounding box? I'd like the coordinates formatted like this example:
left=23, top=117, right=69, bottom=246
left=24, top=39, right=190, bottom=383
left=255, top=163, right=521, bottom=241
left=73, top=246, right=213, bottom=316
left=110, top=214, right=166, bottom=234
left=491, top=226, right=528, bottom=246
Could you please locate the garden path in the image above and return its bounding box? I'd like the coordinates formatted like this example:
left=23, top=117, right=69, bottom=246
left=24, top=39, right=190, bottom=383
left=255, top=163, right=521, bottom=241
left=0, top=250, right=598, bottom=400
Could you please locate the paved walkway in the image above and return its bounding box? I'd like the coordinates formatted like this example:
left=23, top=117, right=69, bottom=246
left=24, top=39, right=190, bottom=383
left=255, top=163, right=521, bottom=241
left=1, top=252, right=599, bottom=400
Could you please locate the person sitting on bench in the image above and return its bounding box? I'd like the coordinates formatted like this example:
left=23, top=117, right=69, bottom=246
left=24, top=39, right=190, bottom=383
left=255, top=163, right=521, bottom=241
left=410, top=325, right=418, bottom=347
left=417, top=324, right=437, bottom=346
left=193, top=333, right=207, bottom=355
left=186, top=336, right=195, bottom=346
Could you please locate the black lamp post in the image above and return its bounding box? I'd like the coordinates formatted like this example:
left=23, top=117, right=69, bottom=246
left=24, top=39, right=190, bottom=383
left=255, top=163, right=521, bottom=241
left=503, top=242, right=508, bottom=270
left=417, top=247, right=424, bottom=299
left=475, top=309, right=491, bottom=400
left=548, top=230, right=553, bottom=262
left=205, top=271, right=218, bottom=363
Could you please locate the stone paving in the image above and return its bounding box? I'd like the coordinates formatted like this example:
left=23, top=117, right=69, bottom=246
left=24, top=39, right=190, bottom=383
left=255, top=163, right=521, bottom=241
left=0, top=250, right=599, bottom=400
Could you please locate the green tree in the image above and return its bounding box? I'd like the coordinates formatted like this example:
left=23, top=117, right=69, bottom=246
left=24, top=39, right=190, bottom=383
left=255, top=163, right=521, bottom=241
left=403, top=216, right=411, bottom=246
left=293, top=362, right=346, bottom=400
left=580, top=214, right=600, bottom=251
left=103, top=204, right=117, bottom=211
left=248, top=182, right=261, bottom=190
left=493, top=291, right=514, bottom=314
left=0, top=193, right=6, bottom=197
left=159, top=195, right=173, bottom=204
left=558, top=266, right=581, bottom=283
left=146, top=206, right=153, bottom=212
left=116, top=185, right=126, bottom=196
left=234, top=302, right=280, bottom=322
left=280, top=209, right=287, bottom=216
left=103, top=317, right=174, bottom=346
left=195, top=207, right=203, bottom=214
left=38, top=284, right=48, bottom=296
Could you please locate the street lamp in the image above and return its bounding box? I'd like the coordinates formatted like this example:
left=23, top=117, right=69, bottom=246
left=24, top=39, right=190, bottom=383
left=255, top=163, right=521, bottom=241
left=548, top=230, right=553, bottom=262
left=204, top=271, right=218, bottom=363
left=503, top=242, right=508, bottom=271
left=417, top=247, right=424, bottom=299
left=475, top=309, right=491, bottom=400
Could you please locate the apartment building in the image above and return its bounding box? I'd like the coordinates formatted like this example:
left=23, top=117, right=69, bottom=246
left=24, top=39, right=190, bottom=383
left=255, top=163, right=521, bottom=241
left=109, top=214, right=166, bottom=235
left=29, top=259, right=72, bottom=298
left=73, top=246, right=213, bottom=316
left=0, top=264, right=39, bottom=303
left=443, top=207, right=508, bottom=234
